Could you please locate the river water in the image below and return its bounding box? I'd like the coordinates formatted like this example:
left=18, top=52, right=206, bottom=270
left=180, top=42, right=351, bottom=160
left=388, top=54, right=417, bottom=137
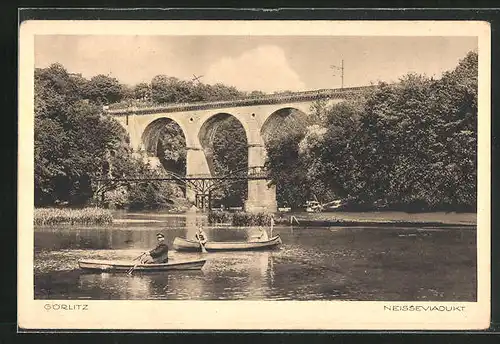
left=34, top=211, right=477, bottom=301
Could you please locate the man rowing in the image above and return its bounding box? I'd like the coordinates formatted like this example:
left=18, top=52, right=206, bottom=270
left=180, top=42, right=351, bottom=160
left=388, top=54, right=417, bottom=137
left=140, top=232, right=169, bottom=264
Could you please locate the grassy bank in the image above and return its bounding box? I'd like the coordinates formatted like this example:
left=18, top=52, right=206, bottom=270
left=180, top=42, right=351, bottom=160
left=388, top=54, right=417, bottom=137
left=34, top=208, right=113, bottom=226
left=209, top=210, right=476, bottom=228
left=274, top=214, right=476, bottom=228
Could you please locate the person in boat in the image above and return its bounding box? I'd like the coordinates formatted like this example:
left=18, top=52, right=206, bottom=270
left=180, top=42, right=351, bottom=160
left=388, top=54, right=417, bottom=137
left=195, top=227, right=208, bottom=244
left=140, top=232, right=169, bottom=264
left=248, top=226, right=269, bottom=242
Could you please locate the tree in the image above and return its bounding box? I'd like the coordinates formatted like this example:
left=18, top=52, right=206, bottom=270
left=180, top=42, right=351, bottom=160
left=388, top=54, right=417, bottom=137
left=151, top=75, right=185, bottom=104
left=298, top=100, right=366, bottom=205
left=156, top=121, right=187, bottom=176
left=210, top=117, right=248, bottom=206
left=85, top=74, right=124, bottom=105
left=34, top=63, right=175, bottom=208
left=133, top=82, right=151, bottom=101
left=267, top=51, right=477, bottom=211
left=125, top=160, right=176, bottom=210
left=263, top=110, right=312, bottom=208
left=248, top=90, right=267, bottom=98
left=266, top=131, right=310, bottom=208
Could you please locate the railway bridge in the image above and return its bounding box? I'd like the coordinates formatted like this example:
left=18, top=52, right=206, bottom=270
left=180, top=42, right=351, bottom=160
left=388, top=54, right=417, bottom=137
left=106, top=86, right=373, bottom=212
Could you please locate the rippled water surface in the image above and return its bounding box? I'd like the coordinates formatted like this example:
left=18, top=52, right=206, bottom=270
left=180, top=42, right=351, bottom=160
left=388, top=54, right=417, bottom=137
left=34, top=212, right=476, bottom=301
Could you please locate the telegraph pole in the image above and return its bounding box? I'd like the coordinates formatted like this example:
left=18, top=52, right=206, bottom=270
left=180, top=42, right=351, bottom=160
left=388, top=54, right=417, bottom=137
left=330, top=59, right=344, bottom=89
left=192, top=74, right=204, bottom=84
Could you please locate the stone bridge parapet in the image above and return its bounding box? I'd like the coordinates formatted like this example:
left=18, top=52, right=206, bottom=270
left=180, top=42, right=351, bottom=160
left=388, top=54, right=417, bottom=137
left=105, top=86, right=375, bottom=116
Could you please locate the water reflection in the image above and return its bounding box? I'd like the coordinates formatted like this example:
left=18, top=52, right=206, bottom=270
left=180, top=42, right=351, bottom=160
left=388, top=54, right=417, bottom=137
left=76, top=261, right=272, bottom=300
left=78, top=272, right=166, bottom=299
left=34, top=213, right=477, bottom=301
left=247, top=251, right=272, bottom=298
left=35, top=222, right=275, bottom=252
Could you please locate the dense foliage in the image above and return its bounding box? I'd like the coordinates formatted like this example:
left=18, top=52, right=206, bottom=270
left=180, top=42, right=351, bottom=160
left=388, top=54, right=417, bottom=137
left=108, top=76, right=266, bottom=109
left=34, top=63, right=176, bottom=209
left=210, top=116, right=248, bottom=206
left=208, top=211, right=272, bottom=226
left=267, top=51, right=478, bottom=211
left=263, top=107, right=329, bottom=208
left=35, top=51, right=477, bottom=213
left=151, top=76, right=245, bottom=103
left=155, top=121, right=187, bottom=176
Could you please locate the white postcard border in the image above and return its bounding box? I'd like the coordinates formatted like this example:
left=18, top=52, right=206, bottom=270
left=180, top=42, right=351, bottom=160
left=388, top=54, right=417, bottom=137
left=18, top=19, right=491, bottom=330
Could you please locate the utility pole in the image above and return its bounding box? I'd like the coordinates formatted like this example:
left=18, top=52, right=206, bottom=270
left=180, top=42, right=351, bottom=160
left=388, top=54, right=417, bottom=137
left=192, top=74, right=204, bottom=84
left=330, top=59, right=344, bottom=89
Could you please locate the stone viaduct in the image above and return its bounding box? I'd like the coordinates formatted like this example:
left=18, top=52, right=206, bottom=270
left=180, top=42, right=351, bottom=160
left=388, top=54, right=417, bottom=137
left=105, top=86, right=372, bottom=213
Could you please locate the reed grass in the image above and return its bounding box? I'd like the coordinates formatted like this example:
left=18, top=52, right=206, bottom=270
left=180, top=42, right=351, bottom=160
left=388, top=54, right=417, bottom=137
left=208, top=211, right=272, bottom=226
left=34, top=208, right=113, bottom=226
left=207, top=211, right=233, bottom=224
left=232, top=212, right=272, bottom=226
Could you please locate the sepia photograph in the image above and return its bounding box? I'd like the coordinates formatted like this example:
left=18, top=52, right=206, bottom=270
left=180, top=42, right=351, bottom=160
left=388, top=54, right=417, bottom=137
left=18, top=19, right=491, bottom=330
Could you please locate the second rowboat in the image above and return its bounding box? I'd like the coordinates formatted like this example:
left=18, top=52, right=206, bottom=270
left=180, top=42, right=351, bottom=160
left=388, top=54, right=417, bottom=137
left=173, top=235, right=282, bottom=252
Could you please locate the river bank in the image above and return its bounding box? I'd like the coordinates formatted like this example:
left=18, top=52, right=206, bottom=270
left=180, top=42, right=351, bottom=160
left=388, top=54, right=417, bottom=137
left=275, top=211, right=476, bottom=228
left=114, top=210, right=476, bottom=228
left=35, top=207, right=477, bottom=228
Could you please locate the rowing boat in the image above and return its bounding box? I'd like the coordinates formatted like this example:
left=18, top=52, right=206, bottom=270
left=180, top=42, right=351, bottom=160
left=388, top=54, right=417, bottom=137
left=173, top=235, right=282, bottom=252
left=78, top=258, right=206, bottom=272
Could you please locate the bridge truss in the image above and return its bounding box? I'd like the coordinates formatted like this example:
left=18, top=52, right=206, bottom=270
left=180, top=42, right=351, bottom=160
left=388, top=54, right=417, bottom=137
left=94, top=166, right=269, bottom=211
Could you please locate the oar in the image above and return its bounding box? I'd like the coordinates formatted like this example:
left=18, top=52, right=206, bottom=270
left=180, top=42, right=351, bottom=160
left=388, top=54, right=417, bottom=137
left=133, top=252, right=146, bottom=261
left=198, top=237, right=207, bottom=253
left=127, top=253, right=146, bottom=275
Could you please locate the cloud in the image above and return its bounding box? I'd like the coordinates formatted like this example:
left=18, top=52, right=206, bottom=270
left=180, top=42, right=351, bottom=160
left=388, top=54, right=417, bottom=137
left=204, top=45, right=306, bottom=93
left=35, top=36, right=182, bottom=85
left=73, top=36, right=180, bottom=84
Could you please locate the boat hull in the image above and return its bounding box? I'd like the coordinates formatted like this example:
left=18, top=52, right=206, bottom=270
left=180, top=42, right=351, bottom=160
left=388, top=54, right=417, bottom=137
left=78, top=258, right=206, bottom=272
left=173, top=235, right=282, bottom=252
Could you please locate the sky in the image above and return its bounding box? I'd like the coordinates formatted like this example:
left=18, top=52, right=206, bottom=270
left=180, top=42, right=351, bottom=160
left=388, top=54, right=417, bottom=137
left=34, top=35, right=477, bottom=93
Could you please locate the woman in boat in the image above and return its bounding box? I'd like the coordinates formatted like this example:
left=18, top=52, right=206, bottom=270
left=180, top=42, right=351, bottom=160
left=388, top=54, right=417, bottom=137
left=248, top=226, right=269, bottom=242
left=195, top=227, right=208, bottom=244
left=140, top=232, right=169, bottom=264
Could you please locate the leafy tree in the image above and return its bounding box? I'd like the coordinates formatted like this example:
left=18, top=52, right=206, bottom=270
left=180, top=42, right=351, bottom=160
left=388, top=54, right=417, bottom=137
left=265, top=131, right=310, bottom=208
left=133, top=82, right=151, bottom=101
left=291, top=51, right=478, bottom=211
left=263, top=110, right=311, bottom=208
left=150, top=75, right=257, bottom=104
left=299, top=99, right=367, bottom=205
left=85, top=74, right=124, bottom=105
left=206, top=83, right=244, bottom=101
left=156, top=121, right=187, bottom=176
left=34, top=63, right=176, bottom=208
left=210, top=117, right=248, bottom=206
left=125, top=160, right=175, bottom=210
left=248, top=90, right=267, bottom=98
left=151, top=75, right=187, bottom=104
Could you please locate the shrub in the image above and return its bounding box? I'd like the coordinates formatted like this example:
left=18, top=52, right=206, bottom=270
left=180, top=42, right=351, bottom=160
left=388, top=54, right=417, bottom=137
left=208, top=211, right=233, bottom=224
left=207, top=211, right=274, bottom=226
left=127, top=182, right=174, bottom=211
left=232, top=212, right=272, bottom=226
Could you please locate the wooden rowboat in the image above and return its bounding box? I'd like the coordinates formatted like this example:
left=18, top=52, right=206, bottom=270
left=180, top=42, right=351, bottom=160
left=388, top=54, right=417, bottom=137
left=173, top=235, right=282, bottom=252
left=78, top=258, right=206, bottom=272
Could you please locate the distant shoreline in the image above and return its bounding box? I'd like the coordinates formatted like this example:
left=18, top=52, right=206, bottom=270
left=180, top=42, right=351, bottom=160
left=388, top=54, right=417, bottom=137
left=274, top=218, right=476, bottom=228
left=34, top=207, right=477, bottom=228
